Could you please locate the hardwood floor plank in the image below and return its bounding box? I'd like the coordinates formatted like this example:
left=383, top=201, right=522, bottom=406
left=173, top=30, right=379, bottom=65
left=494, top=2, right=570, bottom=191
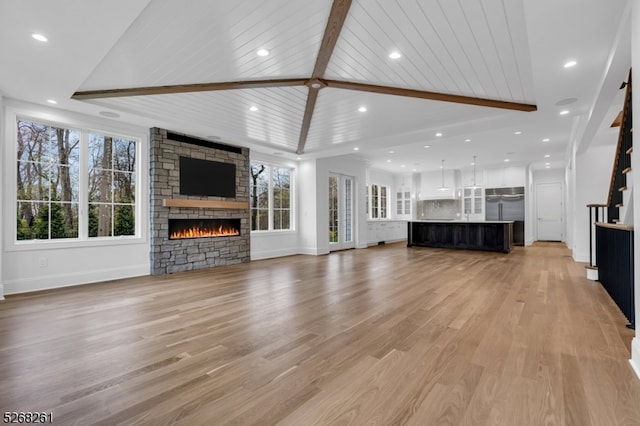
left=0, top=242, right=638, bottom=424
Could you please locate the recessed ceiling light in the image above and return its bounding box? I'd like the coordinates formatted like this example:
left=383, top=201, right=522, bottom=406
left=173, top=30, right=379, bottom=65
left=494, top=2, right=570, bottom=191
left=564, top=60, right=577, bottom=68
left=465, top=139, right=471, bottom=142
left=257, top=49, right=269, bottom=57
left=358, top=106, right=367, bottom=112
left=296, top=157, right=301, bottom=160
left=412, top=169, right=417, bottom=172
left=387, top=159, right=392, bottom=163
left=401, top=165, right=405, bottom=168
left=249, top=106, right=258, bottom=112
left=32, top=33, right=48, bottom=42
left=542, top=138, right=550, bottom=142
left=559, top=110, right=570, bottom=115
left=470, top=162, right=475, bottom=166
left=435, top=132, right=443, bottom=137
left=545, top=163, right=551, bottom=166
left=504, top=159, right=510, bottom=162
left=353, top=147, right=359, bottom=151
left=47, top=99, right=57, bottom=105
left=388, top=150, right=395, bottom=154
left=389, top=51, right=401, bottom=59
left=424, top=145, right=430, bottom=148
left=514, top=131, right=522, bottom=135
left=544, top=154, right=551, bottom=158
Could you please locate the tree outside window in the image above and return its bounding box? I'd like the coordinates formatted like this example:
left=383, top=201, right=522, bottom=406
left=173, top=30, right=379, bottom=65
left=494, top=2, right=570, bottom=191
left=250, top=163, right=292, bottom=231
left=16, top=118, right=138, bottom=242
left=16, top=120, right=79, bottom=240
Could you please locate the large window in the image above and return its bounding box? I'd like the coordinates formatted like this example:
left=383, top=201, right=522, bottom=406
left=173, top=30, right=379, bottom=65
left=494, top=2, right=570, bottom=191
left=250, top=162, right=292, bottom=231
left=15, top=118, right=138, bottom=242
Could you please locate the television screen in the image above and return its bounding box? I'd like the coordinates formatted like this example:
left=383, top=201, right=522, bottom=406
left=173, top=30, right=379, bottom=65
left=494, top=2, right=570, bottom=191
left=179, top=157, right=236, bottom=198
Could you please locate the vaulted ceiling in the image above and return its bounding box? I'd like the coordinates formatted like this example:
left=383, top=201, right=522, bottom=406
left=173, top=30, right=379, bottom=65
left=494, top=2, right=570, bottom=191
left=0, top=0, right=631, bottom=173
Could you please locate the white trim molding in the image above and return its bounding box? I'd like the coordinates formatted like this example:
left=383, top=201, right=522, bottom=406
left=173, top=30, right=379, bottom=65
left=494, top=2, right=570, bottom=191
left=631, top=337, right=640, bottom=380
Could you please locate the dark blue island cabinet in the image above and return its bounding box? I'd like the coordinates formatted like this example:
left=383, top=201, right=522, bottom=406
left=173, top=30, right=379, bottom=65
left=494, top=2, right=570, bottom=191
left=407, top=220, right=514, bottom=253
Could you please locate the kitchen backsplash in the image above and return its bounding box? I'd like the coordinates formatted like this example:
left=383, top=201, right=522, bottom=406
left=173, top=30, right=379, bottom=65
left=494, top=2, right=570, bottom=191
left=418, top=199, right=461, bottom=220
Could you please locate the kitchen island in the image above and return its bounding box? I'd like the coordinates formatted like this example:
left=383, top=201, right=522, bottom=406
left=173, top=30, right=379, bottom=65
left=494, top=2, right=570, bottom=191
left=407, top=220, right=513, bottom=253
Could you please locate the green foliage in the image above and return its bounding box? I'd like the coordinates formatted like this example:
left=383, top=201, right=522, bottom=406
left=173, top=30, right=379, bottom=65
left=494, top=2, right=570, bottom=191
left=88, top=205, right=98, bottom=237
left=34, top=203, right=67, bottom=239
left=17, top=213, right=32, bottom=240
left=114, top=205, right=135, bottom=236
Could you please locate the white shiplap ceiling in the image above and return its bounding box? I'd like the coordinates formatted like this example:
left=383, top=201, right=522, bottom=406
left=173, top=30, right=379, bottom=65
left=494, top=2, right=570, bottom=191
left=0, top=0, right=631, bottom=173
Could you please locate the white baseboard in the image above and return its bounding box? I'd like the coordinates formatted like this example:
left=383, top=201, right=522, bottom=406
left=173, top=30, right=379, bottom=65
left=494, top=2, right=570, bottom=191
left=0, top=283, right=4, bottom=300
left=631, top=337, right=640, bottom=380
left=251, top=247, right=300, bottom=261
left=3, top=264, right=149, bottom=295
left=572, top=251, right=590, bottom=263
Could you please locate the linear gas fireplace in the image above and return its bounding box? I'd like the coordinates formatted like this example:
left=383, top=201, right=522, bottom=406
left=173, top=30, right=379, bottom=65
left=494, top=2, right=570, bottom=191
left=169, top=218, right=241, bottom=240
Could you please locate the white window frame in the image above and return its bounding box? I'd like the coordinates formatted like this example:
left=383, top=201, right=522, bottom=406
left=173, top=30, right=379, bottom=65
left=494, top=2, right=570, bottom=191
left=249, top=161, right=295, bottom=233
left=4, top=103, right=148, bottom=251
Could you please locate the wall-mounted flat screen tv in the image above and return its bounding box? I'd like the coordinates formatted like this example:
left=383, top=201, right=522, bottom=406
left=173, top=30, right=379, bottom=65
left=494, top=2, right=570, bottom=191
left=179, top=156, right=236, bottom=198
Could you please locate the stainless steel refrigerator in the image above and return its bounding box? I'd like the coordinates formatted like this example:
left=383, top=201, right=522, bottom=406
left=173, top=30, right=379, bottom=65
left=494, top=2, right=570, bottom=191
left=485, top=187, right=525, bottom=245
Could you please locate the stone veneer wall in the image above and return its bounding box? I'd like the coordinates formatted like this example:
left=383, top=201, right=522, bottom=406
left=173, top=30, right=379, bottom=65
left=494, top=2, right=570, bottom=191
left=150, top=128, right=250, bottom=275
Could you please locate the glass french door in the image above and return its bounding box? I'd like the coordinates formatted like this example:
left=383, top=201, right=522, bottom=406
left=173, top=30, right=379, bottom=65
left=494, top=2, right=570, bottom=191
left=329, top=173, right=355, bottom=251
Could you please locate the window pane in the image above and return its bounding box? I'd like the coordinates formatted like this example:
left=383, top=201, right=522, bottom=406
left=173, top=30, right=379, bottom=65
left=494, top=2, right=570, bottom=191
left=16, top=119, right=80, bottom=240
left=113, top=138, right=136, bottom=172
left=89, top=203, right=113, bottom=237
left=17, top=160, right=50, bottom=201
left=114, top=204, right=135, bottom=236
left=89, top=168, right=113, bottom=203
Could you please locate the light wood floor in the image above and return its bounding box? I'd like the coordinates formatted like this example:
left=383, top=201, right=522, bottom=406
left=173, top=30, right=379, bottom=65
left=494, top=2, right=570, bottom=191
left=0, top=242, right=639, bottom=425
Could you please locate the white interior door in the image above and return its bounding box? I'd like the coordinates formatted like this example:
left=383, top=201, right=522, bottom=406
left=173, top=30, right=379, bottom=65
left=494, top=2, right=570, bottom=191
left=329, top=173, right=355, bottom=251
left=536, top=182, right=563, bottom=241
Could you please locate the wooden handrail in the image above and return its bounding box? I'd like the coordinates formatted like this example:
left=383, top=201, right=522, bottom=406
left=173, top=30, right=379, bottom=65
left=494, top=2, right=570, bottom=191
left=607, top=69, right=632, bottom=207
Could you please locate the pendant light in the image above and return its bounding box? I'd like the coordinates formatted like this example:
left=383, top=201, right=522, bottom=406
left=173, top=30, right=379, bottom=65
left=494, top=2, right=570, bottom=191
left=472, top=155, right=481, bottom=188
left=438, top=159, right=449, bottom=191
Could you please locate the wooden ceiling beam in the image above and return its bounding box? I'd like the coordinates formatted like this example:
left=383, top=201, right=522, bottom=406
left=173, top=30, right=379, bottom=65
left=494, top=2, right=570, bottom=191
left=297, top=0, right=352, bottom=154
left=311, top=0, right=352, bottom=78
left=296, top=87, right=320, bottom=155
left=323, top=80, right=538, bottom=112
left=71, top=78, right=308, bottom=100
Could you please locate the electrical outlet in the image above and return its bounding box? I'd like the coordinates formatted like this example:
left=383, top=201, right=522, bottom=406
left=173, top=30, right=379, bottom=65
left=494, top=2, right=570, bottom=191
left=38, top=257, right=48, bottom=268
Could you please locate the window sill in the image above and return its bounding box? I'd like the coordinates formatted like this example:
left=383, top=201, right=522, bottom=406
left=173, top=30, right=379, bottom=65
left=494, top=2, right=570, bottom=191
left=250, top=229, right=297, bottom=237
left=8, top=235, right=147, bottom=252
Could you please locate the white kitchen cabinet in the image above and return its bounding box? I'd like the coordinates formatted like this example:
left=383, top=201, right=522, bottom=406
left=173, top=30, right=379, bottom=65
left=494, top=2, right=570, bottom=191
left=366, top=220, right=408, bottom=245
left=483, top=167, right=525, bottom=188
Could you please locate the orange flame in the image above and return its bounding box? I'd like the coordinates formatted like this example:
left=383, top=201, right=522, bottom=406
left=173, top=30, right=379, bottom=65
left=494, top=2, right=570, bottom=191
left=170, top=224, right=240, bottom=239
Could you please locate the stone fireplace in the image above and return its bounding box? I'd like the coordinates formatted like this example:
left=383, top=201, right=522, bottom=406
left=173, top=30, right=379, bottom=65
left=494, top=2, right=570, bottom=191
left=150, top=128, right=250, bottom=275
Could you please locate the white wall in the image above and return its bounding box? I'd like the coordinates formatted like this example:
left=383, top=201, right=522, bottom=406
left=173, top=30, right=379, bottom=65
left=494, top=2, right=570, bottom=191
left=572, top=144, right=616, bottom=262
left=0, top=93, right=4, bottom=299
left=297, top=159, right=320, bottom=255
left=630, top=0, right=640, bottom=379
left=2, top=100, right=150, bottom=295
